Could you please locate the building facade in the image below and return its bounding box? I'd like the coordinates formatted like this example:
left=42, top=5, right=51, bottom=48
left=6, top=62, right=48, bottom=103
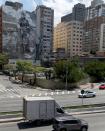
left=61, top=13, right=72, bottom=22
left=0, top=7, right=2, bottom=53
left=86, top=1, right=105, bottom=21
left=83, top=16, right=105, bottom=52
left=54, top=21, right=83, bottom=58
left=53, top=22, right=67, bottom=54
left=61, top=3, right=85, bottom=22
left=83, top=0, right=105, bottom=53
left=72, top=3, right=86, bottom=22
left=36, top=5, right=54, bottom=63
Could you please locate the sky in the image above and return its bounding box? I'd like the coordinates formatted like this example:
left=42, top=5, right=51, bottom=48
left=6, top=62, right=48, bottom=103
left=0, top=0, right=104, bottom=25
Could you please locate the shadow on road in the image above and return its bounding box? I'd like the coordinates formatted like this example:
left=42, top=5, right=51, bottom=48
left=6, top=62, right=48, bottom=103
left=17, top=120, right=52, bottom=129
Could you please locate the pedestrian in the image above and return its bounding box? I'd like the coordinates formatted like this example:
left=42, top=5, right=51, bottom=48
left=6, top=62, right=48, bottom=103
left=91, top=83, right=94, bottom=89
left=9, top=76, right=11, bottom=81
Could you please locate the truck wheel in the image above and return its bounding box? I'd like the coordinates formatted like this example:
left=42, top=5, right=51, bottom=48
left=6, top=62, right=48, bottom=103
left=60, top=128, right=67, bottom=131
left=36, top=120, right=41, bottom=126
left=81, top=127, right=87, bottom=131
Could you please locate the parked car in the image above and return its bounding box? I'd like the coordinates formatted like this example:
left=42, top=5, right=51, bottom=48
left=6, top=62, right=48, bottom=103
left=99, top=84, right=105, bottom=90
left=52, top=115, right=88, bottom=131
left=78, top=90, right=96, bottom=98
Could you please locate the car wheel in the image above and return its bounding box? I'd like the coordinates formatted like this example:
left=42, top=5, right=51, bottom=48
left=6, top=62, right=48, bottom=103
left=60, top=128, right=67, bottom=131
left=81, top=127, right=87, bottom=131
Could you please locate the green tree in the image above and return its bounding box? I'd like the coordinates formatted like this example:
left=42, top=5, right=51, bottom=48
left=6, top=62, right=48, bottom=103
left=0, top=53, right=8, bottom=70
left=16, top=61, right=33, bottom=83
left=84, top=61, right=105, bottom=82
left=16, top=61, right=33, bottom=73
left=54, top=60, right=84, bottom=83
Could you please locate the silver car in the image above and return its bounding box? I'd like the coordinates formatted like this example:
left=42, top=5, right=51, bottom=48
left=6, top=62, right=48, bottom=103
left=78, top=90, right=96, bottom=98
left=52, top=115, right=88, bottom=131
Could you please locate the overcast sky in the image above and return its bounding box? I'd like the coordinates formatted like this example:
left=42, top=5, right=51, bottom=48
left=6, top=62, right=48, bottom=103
left=0, top=0, right=104, bottom=25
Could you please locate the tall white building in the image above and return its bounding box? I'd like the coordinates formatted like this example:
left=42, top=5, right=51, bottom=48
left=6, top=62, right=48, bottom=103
left=36, top=5, right=54, bottom=63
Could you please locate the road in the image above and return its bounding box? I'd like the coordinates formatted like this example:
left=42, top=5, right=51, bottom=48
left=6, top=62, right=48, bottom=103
left=0, top=113, right=104, bottom=131
left=0, top=75, right=105, bottom=112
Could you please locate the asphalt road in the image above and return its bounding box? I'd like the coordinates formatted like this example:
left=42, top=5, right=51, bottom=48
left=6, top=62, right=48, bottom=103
left=0, top=75, right=105, bottom=112
left=0, top=113, right=104, bottom=131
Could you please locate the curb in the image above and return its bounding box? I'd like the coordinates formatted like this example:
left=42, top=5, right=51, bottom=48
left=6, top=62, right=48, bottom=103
left=0, top=117, right=24, bottom=123
left=0, top=110, right=105, bottom=123
left=69, top=110, right=105, bottom=115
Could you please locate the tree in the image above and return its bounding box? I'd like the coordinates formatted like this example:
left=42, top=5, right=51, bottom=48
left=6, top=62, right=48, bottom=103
left=84, top=61, right=105, bottom=82
left=16, top=61, right=33, bottom=83
left=54, top=60, right=84, bottom=83
left=0, top=53, right=9, bottom=70
left=16, top=61, right=33, bottom=73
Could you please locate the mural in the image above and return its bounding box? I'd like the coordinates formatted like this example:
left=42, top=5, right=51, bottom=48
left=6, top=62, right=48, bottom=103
left=2, top=4, right=36, bottom=60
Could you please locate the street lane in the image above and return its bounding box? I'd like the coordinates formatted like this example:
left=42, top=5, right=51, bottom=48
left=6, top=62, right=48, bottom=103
left=0, top=113, right=104, bottom=131
left=0, top=88, right=105, bottom=112
left=0, top=75, right=105, bottom=112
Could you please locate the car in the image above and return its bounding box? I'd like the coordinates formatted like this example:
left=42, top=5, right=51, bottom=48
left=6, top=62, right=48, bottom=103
left=52, top=115, right=88, bottom=131
left=78, top=90, right=96, bottom=98
left=99, top=84, right=105, bottom=90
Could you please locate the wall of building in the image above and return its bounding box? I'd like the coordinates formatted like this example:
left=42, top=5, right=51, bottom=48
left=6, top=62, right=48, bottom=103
left=54, top=21, right=83, bottom=58
left=83, top=16, right=105, bottom=52
left=53, top=22, right=67, bottom=55
left=36, top=5, right=54, bottom=62
left=2, top=1, right=36, bottom=60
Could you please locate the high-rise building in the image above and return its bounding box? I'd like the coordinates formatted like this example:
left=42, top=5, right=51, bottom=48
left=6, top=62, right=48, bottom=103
left=83, top=0, right=105, bottom=53
left=83, top=16, right=105, bottom=52
left=61, top=13, right=72, bottom=22
left=54, top=21, right=83, bottom=58
left=0, top=7, right=2, bottom=53
left=36, top=5, right=54, bottom=63
left=61, top=3, right=85, bottom=22
left=72, top=3, right=86, bottom=22
left=85, top=0, right=105, bottom=21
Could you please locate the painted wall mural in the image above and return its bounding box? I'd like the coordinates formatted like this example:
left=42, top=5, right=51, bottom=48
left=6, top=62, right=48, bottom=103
left=2, top=4, right=36, bottom=60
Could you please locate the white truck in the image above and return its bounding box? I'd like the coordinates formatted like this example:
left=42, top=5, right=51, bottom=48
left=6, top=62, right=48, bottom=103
left=23, top=96, right=70, bottom=123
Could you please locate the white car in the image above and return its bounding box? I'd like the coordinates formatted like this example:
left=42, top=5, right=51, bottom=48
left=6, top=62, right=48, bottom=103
left=78, top=90, right=96, bottom=98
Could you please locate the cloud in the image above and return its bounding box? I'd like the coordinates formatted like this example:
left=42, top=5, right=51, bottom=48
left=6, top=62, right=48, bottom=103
left=41, top=0, right=92, bottom=25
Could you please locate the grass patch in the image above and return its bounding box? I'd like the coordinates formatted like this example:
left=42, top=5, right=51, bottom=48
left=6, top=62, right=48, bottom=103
left=0, top=111, right=22, bottom=115
left=62, top=103, right=105, bottom=110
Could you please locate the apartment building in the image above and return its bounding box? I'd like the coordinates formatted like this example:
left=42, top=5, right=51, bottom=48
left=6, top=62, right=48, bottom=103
left=86, top=0, right=104, bottom=21
left=83, top=0, right=105, bottom=53
left=54, top=21, right=83, bottom=58
left=0, top=7, right=2, bottom=53
left=53, top=22, right=67, bottom=53
left=83, top=16, right=105, bottom=52
left=36, top=5, right=54, bottom=63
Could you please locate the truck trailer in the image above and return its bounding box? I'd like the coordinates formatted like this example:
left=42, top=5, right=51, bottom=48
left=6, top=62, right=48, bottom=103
left=23, top=96, right=70, bottom=122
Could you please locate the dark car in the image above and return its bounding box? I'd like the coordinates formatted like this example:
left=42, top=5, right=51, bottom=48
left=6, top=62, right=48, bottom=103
left=52, top=115, right=88, bottom=131
left=99, top=84, right=105, bottom=90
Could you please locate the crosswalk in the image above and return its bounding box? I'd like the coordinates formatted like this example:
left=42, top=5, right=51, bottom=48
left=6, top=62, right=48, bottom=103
left=0, top=87, right=22, bottom=98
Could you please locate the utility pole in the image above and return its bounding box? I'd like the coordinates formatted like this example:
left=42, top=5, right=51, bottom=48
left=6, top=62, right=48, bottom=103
left=65, top=40, right=69, bottom=90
